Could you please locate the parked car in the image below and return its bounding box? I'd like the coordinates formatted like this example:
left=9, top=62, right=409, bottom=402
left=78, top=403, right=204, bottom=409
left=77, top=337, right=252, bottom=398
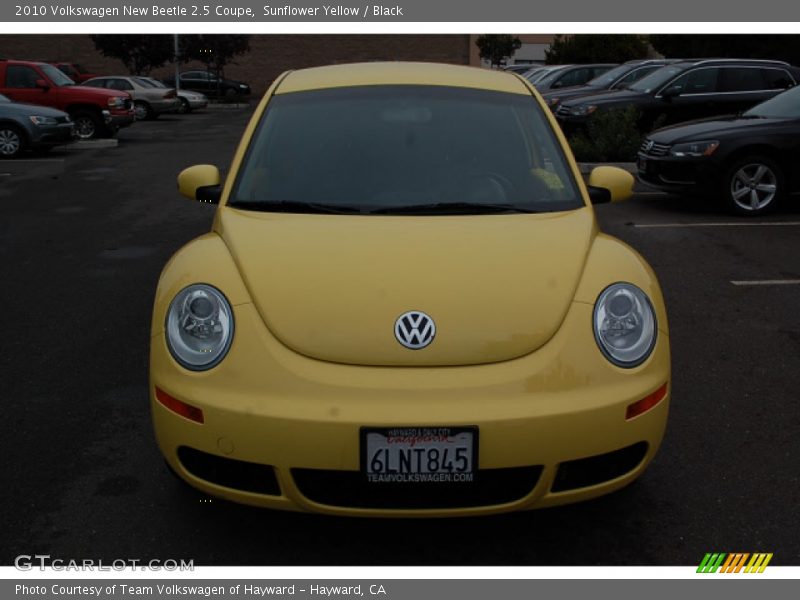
left=82, top=76, right=179, bottom=120
left=522, top=64, right=569, bottom=85
left=0, top=59, right=134, bottom=139
left=637, top=84, right=800, bottom=215
left=50, top=62, right=99, bottom=84
left=540, top=59, right=680, bottom=111
left=556, top=59, right=800, bottom=134
left=503, top=63, right=542, bottom=75
left=0, top=93, right=75, bottom=158
left=150, top=62, right=670, bottom=516
left=530, top=63, right=618, bottom=92
left=164, top=70, right=251, bottom=98
left=134, top=76, right=208, bottom=114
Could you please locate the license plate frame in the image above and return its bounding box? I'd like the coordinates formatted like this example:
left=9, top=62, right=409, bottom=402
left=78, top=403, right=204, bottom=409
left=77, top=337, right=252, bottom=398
left=360, top=426, right=478, bottom=484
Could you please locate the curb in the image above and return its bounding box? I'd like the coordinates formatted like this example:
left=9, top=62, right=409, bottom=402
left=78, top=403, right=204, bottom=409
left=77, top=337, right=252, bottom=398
left=578, top=162, right=637, bottom=175
left=205, top=103, right=250, bottom=110
left=72, top=139, right=119, bottom=150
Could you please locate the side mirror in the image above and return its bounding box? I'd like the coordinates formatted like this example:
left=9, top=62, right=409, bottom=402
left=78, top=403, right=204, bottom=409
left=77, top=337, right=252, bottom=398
left=35, top=79, right=50, bottom=90
left=587, top=166, right=634, bottom=204
left=177, top=164, right=222, bottom=204
left=661, top=85, right=682, bottom=99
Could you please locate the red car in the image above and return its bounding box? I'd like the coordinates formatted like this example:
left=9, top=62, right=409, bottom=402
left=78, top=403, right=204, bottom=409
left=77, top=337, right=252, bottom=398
left=0, top=59, right=134, bottom=139
left=50, top=62, right=100, bottom=84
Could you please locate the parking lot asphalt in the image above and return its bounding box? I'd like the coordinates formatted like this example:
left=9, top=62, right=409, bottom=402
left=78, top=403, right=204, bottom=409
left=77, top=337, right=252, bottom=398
left=2, top=108, right=799, bottom=567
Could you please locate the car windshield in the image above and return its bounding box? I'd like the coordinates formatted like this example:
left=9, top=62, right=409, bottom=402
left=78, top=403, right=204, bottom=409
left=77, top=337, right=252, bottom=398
left=41, top=64, right=75, bottom=86
left=534, top=66, right=571, bottom=87
left=586, top=63, right=635, bottom=88
left=134, top=77, right=159, bottom=88
left=0, top=94, right=9, bottom=103
left=627, top=65, right=688, bottom=94
left=744, top=85, right=800, bottom=118
left=230, top=85, right=582, bottom=215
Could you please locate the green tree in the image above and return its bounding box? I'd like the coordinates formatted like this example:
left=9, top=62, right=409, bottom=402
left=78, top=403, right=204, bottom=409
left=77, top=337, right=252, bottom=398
left=649, top=34, right=800, bottom=65
left=545, top=35, right=650, bottom=64
left=180, top=35, right=251, bottom=78
left=90, top=35, right=174, bottom=75
left=475, top=35, right=522, bottom=68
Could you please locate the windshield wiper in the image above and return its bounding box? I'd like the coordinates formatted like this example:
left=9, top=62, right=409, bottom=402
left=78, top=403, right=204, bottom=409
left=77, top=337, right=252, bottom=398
left=368, top=202, right=542, bottom=215
left=228, top=200, right=365, bottom=214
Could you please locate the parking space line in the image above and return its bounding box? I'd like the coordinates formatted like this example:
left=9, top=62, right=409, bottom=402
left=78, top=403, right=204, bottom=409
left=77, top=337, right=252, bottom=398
left=731, top=280, right=800, bottom=286
left=634, top=221, right=800, bottom=228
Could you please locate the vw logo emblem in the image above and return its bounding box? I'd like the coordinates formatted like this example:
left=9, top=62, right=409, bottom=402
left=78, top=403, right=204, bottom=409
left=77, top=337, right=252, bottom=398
left=394, top=311, right=436, bottom=350
left=644, top=140, right=655, bottom=152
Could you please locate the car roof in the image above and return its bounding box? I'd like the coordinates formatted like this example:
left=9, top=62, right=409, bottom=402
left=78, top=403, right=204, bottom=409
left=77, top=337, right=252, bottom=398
left=276, top=62, right=531, bottom=96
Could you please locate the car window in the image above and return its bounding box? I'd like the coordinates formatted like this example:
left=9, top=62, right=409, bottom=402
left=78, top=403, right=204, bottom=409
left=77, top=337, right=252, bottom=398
left=231, top=86, right=582, bottom=214
left=6, top=65, right=42, bottom=89
left=613, top=66, right=660, bottom=89
left=57, top=65, right=78, bottom=78
left=628, top=65, right=688, bottom=93
left=182, top=72, right=207, bottom=81
left=84, top=78, right=107, bottom=88
left=761, top=68, right=795, bottom=90
left=107, top=78, right=134, bottom=91
left=590, top=66, right=614, bottom=79
left=720, top=68, right=768, bottom=92
left=0, top=93, right=10, bottom=103
left=555, top=68, right=590, bottom=88
left=39, top=64, right=75, bottom=86
left=667, top=67, right=720, bottom=95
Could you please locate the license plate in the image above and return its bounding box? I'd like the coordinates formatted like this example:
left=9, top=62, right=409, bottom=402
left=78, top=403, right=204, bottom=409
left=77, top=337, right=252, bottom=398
left=361, top=426, right=477, bottom=483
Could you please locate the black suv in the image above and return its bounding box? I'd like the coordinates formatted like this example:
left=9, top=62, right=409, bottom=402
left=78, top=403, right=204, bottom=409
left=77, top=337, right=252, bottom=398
left=556, top=59, right=800, bottom=133
left=164, top=71, right=251, bottom=98
left=540, top=59, right=679, bottom=111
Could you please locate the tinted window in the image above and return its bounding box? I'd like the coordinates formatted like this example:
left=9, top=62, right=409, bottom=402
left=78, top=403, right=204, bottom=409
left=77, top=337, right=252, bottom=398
left=5, top=65, right=41, bottom=88
left=720, top=68, right=767, bottom=92
left=555, top=68, right=590, bottom=88
left=667, top=68, right=720, bottom=94
left=762, top=68, right=795, bottom=90
left=628, top=65, right=689, bottom=93
left=40, top=64, right=74, bottom=86
left=182, top=71, right=208, bottom=81
left=613, top=66, right=660, bottom=89
left=107, top=78, right=134, bottom=91
left=231, top=86, right=581, bottom=214
left=84, top=78, right=107, bottom=88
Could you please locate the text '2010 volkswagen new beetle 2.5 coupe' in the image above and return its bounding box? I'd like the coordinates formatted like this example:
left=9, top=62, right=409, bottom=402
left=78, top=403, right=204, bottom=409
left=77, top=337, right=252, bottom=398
left=150, top=62, right=671, bottom=517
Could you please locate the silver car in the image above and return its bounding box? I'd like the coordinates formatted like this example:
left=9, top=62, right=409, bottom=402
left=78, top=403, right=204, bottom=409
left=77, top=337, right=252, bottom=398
left=82, top=76, right=180, bottom=120
left=134, top=77, right=208, bottom=114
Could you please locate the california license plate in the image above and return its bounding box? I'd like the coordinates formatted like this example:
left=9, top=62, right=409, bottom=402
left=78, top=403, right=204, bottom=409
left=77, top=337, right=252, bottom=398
left=361, top=426, right=477, bottom=483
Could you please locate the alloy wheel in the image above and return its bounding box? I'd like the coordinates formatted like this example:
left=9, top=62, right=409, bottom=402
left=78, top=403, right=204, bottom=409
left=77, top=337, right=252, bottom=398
left=730, top=163, right=778, bottom=212
left=0, top=128, right=21, bottom=156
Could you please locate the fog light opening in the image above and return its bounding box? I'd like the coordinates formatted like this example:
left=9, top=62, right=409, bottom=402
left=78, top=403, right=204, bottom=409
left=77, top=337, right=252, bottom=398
left=155, top=387, right=205, bottom=424
left=626, top=383, right=668, bottom=420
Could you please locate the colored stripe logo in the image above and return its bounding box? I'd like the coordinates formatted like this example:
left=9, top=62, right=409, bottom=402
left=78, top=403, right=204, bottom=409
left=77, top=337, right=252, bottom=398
left=697, top=553, right=773, bottom=573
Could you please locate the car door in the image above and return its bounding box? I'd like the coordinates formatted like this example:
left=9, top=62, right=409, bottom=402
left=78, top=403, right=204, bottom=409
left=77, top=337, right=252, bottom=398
left=2, top=64, right=52, bottom=107
left=657, top=67, right=722, bottom=125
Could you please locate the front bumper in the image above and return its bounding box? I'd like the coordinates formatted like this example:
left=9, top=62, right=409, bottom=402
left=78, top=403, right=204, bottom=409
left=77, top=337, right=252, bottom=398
left=637, top=152, right=720, bottom=194
left=151, top=299, right=670, bottom=517
left=29, top=122, right=76, bottom=147
left=107, top=109, right=135, bottom=129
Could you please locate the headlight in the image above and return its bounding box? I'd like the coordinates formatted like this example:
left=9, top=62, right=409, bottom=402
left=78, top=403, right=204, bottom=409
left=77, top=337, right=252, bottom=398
left=593, top=283, right=657, bottom=368
left=107, top=97, right=124, bottom=108
left=165, top=284, right=234, bottom=371
left=569, top=104, right=597, bottom=116
left=239, top=84, right=247, bottom=89
left=29, top=116, right=58, bottom=126
left=669, top=140, right=719, bottom=157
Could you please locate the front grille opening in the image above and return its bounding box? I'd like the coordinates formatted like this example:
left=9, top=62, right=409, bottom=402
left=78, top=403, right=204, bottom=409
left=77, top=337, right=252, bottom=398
left=177, top=446, right=281, bottom=496
left=291, top=466, right=543, bottom=510
left=551, top=442, right=649, bottom=493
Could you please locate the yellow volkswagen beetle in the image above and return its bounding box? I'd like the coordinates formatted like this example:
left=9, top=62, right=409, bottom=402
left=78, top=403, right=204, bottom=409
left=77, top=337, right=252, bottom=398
left=150, top=62, right=670, bottom=516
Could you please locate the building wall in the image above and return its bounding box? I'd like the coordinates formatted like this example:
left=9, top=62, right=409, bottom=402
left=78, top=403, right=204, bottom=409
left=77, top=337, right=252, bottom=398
left=469, top=34, right=556, bottom=68
left=0, top=34, right=473, bottom=96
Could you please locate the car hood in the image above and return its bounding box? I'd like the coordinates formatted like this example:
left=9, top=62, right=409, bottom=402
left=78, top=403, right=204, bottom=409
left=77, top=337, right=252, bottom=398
left=218, top=207, right=596, bottom=366
left=648, top=115, right=792, bottom=142
left=0, top=102, right=67, bottom=118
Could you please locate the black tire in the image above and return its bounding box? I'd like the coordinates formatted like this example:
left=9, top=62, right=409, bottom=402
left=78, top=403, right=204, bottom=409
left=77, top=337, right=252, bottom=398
left=177, top=97, right=191, bottom=114
left=71, top=110, right=102, bottom=140
left=0, top=124, right=25, bottom=158
left=134, top=100, right=154, bottom=121
left=723, top=155, right=784, bottom=216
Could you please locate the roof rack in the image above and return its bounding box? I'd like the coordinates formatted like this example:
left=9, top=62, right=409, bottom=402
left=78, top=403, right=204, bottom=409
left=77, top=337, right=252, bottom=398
left=693, top=58, right=790, bottom=66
